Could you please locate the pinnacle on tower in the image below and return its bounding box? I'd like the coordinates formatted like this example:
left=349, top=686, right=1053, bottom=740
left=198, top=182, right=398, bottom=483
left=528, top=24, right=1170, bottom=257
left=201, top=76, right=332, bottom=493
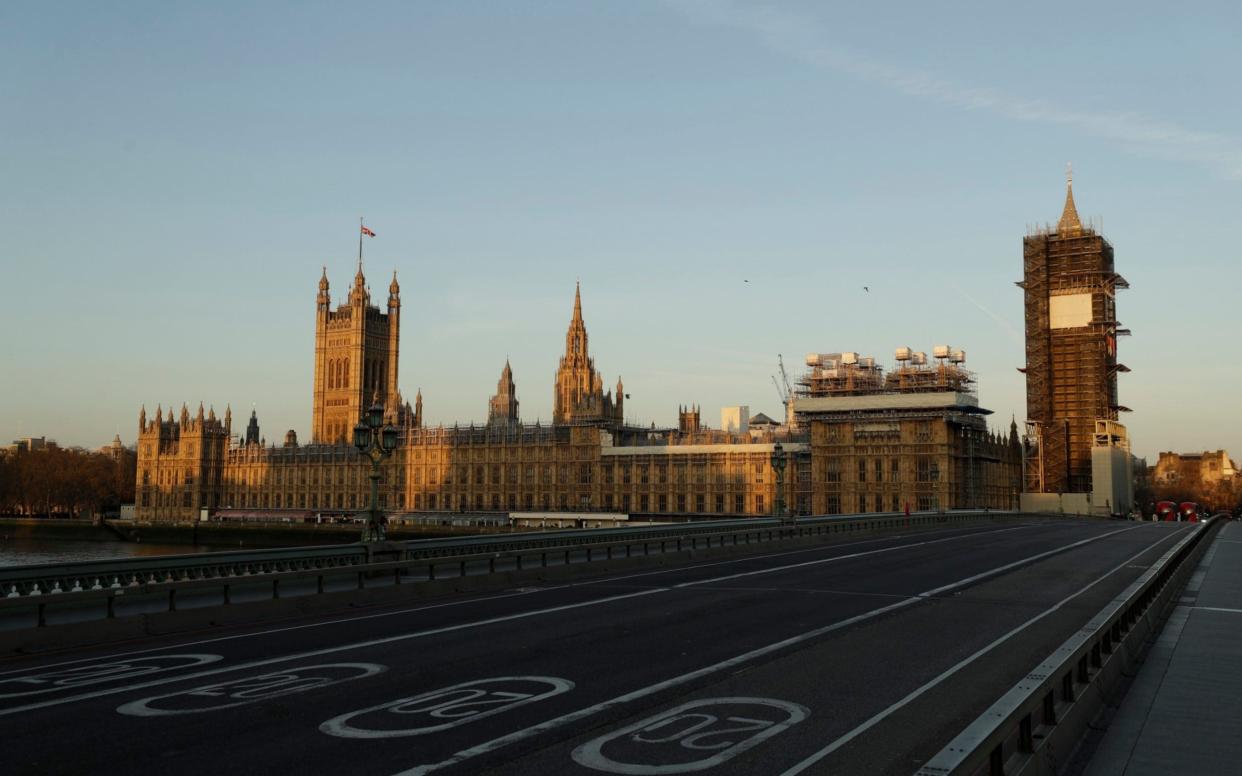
left=573, top=280, right=583, bottom=322
left=1057, top=163, right=1083, bottom=235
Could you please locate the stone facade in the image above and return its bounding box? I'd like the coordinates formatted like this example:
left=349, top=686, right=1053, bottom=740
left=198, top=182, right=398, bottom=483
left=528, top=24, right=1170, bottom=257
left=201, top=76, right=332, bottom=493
left=135, top=267, right=1020, bottom=524
left=553, top=283, right=623, bottom=426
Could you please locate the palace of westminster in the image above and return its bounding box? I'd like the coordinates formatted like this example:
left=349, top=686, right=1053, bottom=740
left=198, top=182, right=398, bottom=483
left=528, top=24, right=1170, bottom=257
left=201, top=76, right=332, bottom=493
left=135, top=257, right=1023, bottom=523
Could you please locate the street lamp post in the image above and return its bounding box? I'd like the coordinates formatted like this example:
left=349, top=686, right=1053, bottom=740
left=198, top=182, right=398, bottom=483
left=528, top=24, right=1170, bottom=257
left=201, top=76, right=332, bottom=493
left=770, top=442, right=789, bottom=522
left=353, top=403, right=398, bottom=543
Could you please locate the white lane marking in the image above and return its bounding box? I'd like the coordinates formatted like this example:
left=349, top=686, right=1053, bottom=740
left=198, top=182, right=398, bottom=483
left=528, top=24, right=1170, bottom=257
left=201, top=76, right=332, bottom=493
left=389, top=525, right=1147, bottom=776
left=0, top=521, right=1028, bottom=675
left=672, top=524, right=1040, bottom=589
left=0, top=521, right=1048, bottom=675
left=777, top=525, right=1191, bottom=775
left=320, top=676, right=574, bottom=739
left=572, top=697, right=808, bottom=775
left=0, top=589, right=661, bottom=718
left=571, top=523, right=1040, bottom=588
left=116, top=663, right=386, bottom=716
left=0, top=522, right=1141, bottom=720
left=0, top=654, right=223, bottom=700
left=1193, top=606, right=1242, bottom=614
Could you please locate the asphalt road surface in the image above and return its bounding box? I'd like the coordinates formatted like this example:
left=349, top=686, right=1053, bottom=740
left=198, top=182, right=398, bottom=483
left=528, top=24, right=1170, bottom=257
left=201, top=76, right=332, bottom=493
left=0, top=519, right=1188, bottom=776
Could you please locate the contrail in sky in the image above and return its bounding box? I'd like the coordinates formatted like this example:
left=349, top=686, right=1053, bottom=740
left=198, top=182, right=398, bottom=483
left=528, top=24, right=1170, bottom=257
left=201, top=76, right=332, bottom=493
left=951, top=284, right=1025, bottom=346
left=666, top=0, right=1242, bottom=179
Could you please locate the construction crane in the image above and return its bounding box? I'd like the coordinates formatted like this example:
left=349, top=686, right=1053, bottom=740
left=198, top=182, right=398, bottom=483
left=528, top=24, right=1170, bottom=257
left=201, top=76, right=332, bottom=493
left=777, top=354, right=792, bottom=397
left=771, top=354, right=794, bottom=416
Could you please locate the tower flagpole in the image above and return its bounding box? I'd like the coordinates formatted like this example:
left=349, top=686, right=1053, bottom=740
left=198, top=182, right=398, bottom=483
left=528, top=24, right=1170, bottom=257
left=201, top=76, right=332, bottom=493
left=358, top=217, right=364, bottom=271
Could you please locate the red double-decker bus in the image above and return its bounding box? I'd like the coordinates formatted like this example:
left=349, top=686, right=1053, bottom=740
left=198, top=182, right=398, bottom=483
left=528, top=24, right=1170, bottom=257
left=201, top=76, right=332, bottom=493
left=1156, top=501, right=1179, bottom=521
left=1179, top=502, right=1202, bottom=522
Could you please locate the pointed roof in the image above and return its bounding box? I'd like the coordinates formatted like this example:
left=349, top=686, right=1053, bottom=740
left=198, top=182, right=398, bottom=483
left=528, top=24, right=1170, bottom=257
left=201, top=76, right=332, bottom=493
left=572, top=280, right=583, bottom=322
left=1057, top=164, right=1083, bottom=235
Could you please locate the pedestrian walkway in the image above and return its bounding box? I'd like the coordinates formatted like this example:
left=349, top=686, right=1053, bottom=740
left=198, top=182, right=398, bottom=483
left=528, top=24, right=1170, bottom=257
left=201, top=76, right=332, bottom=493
left=1085, top=519, right=1242, bottom=776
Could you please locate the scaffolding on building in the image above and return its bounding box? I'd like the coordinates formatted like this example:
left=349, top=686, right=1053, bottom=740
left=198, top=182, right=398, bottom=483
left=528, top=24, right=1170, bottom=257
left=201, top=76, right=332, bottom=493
left=1020, top=211, right=1129, bottom=494
left=796, top=347, right=976, bottom=398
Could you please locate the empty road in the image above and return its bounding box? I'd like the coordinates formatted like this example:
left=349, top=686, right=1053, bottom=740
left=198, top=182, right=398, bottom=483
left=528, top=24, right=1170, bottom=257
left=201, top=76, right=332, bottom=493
left=0, top=519, right=1188, bottom=776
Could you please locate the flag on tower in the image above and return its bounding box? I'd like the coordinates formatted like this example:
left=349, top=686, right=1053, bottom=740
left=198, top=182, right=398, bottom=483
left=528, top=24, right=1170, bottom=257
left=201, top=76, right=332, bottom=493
left=361, top=225, right=376, bottom=237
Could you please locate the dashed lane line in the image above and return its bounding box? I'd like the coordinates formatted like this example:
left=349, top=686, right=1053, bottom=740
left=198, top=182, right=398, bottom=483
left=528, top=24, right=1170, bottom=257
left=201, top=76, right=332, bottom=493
left=387, top=524, right=1149, bottom=775
left=0, top=523, right=1042, bottom=677
left=0, top=524, right=1144, bottom=719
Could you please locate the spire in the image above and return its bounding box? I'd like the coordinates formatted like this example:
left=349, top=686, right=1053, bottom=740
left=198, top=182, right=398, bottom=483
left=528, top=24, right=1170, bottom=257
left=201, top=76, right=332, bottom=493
left=572, top=280, right=583, bottom=322
left=1057, top=163, right=1083, bottom=235
left=139, top=405, right=147, bottom=431
left=389, top=270, right=400, bottom=298
left=319, top=266, right=329, bottom=292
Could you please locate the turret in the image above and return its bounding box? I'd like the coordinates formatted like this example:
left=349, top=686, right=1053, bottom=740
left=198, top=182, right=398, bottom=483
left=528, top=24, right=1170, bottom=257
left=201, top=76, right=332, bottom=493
left=224, top=405, right=232, bottom=437
left=317, top=266, right=331, bottom=311
left=388, top=271, right=400, bottom=308
left=139, top=405, right=147, bottom=433
left=245, top=408, right=261, bottom=446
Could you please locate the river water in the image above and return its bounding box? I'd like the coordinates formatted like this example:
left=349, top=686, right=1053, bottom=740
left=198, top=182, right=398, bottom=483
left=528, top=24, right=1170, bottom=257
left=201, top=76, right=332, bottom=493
left=0, top=539, right=213, bottom=568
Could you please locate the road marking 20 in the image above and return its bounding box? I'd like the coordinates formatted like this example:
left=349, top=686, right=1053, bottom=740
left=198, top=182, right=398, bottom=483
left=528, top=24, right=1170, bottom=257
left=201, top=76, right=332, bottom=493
left=320, top=676, right=574, bottom=739
left=573, top=697, right=808, bottom=774
left=116, top=663, right=386, bottom=716
left=0, top=655, right=223, bottom=700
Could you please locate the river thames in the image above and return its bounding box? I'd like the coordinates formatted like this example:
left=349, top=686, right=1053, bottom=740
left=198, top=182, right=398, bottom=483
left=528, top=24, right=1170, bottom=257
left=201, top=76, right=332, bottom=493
left=0, top=539, right=213, bottom=567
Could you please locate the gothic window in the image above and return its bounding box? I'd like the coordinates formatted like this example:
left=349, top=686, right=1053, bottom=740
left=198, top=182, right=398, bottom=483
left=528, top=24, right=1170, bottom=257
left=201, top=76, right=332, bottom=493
left=858, top=459, right=867, bottom=483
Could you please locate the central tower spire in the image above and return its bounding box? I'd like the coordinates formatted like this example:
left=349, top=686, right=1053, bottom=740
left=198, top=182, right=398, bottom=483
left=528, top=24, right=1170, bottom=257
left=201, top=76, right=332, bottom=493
left=1057, top=163, right=1083, bottom=235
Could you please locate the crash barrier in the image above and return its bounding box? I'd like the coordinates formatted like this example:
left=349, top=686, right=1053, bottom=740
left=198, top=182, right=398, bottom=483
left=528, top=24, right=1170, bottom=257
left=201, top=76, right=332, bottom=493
left=915, top=517, right=1218, bottom=776
left=0, top=510, right=1019, bottom=632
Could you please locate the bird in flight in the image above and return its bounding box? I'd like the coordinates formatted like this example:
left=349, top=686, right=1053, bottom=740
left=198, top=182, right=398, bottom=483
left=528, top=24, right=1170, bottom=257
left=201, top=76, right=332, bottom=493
left=863, top=286, right=870, bottom=292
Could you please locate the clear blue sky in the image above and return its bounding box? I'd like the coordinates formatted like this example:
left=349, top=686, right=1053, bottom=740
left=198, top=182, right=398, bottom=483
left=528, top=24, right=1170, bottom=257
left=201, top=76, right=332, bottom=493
left=2, top=1, right=1240, bottom=462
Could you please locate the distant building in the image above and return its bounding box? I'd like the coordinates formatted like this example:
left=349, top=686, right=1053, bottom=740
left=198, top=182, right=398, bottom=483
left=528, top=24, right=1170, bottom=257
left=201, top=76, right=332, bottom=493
left=720, top=406, right=749, bottom=435
left=791, top=348, right=1021, bottom=514
left=1154, top=450, right=1238, bottom=487
left=487, top=360, right=520, bottom=428
left=96, top=434, right=127, bottom=460
left=136, top=266, right=1017, bottom=524
left=1019, top=171, right=1132, bottom=515
left=553, top=283, right=623, bottom=427
left=7, top=436, right=50, bottom=455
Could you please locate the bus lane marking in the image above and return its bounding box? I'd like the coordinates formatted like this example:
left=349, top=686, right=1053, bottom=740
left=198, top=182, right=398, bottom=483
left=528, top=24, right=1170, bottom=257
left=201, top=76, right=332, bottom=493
left=0, top=522, right=1034, bottom=679
left=117, top=663, right=386, bottom=716
left=320, top=676, right=574, bottom=739
left=390, top=524, right=1146, bottom=775
left=572, top=697, right=808, bottom=775
left=0, top=523, right=1136, bottom=720
left=0, top=654, right=223, bottom=701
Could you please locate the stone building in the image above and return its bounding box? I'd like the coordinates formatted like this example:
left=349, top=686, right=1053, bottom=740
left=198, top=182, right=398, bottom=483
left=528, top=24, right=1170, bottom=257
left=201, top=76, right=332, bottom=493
left=553, top=283, right=623, bottom=426
left=487, top=361, right=519, bottom=428
left=792, top=350, right=1022, bottom=514
left=135, top=266, right=1019, bottom=524
left=1020, top=171, right=1129, bottom=496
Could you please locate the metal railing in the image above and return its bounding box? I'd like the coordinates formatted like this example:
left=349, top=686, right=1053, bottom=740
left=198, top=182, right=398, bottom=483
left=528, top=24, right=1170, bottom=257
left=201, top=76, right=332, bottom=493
left=915, top=517, right=1217, bottom=776
left=0, top=510, right=1018, bottom=631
